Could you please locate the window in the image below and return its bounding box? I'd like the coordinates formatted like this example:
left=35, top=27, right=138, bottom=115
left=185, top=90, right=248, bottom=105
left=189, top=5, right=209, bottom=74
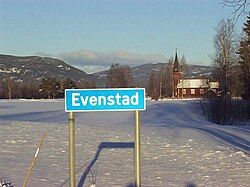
left=200, top=89, right=204, bottom=94
left=191, top=89, right=195, bottom=95
left=182, top=89, right=186, bottom=95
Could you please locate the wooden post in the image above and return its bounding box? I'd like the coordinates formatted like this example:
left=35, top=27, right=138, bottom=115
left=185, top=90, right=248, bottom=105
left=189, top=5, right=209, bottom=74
left=134, top=110, right=141, bottom=187
left=23, top=133, right=46, bottom=187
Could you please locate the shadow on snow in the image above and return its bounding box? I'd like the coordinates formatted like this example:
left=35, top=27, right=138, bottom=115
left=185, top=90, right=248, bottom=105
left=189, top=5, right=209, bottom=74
left=76, top=141, right=134, bottom=187
left=0, top=110, right=66, bottom=123
left=58, top=142, right=134, bottom=187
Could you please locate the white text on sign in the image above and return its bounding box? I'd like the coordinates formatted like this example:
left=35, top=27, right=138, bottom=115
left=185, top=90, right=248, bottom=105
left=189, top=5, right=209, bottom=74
left=65, top=88, right=145, bottom=112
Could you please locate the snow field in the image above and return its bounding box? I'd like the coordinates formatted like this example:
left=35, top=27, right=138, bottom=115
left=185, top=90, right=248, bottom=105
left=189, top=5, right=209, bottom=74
left=0, top=121, right=249, bottom=187
left=0, top=99, right=249, bottom=186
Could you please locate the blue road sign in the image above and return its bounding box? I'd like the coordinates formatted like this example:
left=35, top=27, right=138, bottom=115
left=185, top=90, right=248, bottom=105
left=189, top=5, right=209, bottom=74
left=65, top=88, right=146, bottom=112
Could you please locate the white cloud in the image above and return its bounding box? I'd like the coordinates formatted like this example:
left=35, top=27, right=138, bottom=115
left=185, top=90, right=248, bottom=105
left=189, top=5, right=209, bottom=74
left=35, top=49, right=172, bottom=73
left=58, top=49, right=168, bottom=68
left=74, top=65, right=109, bottom=74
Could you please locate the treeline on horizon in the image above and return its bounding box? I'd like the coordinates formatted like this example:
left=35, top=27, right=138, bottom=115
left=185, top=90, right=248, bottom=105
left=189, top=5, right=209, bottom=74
left=0, top=77, right=96, bottom=99
left=0, top=60, right=182, bottom=100
left=0, top=62, right=169, bottom=99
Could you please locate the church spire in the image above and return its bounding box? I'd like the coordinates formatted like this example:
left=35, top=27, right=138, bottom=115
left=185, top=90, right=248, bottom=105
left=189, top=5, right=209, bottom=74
left=173, top=49, right=179, bottom=72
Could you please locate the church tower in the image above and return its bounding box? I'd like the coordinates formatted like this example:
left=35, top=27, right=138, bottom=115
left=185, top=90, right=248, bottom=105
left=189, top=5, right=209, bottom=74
left=172, top=51, right=182, bottom=98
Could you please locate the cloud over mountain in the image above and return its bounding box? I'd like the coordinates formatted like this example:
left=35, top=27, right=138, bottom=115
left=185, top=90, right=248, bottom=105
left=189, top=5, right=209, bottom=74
left=56, top=50, right=168, bottom=73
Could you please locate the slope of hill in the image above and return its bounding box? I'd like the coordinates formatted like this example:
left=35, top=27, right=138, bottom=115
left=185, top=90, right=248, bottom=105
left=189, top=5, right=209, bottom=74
left=0, top=54, right=104, bottom=86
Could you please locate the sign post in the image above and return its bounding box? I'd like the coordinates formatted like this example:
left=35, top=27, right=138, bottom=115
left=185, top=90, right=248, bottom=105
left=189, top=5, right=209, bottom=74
left=65, top=88, right=146, bottom=187
left=134, top=110, right=141, bottom=187
left=68, top=112, right=75, bottom=187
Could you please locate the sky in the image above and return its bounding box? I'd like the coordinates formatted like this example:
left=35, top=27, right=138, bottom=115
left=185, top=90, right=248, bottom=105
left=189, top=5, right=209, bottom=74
left=0, top=0, right=248, bottom=73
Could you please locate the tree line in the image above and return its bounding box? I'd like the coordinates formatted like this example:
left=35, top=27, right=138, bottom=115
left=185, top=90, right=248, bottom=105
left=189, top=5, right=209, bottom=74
left=0, top=78, right=96, bottom=99
left=107, top=62, right=178, bottom=100
left=0, top=62, right=176, bottom=100
left=212, top=16, right=250, bottom=100
left=202, top=15, right=250, bottom=125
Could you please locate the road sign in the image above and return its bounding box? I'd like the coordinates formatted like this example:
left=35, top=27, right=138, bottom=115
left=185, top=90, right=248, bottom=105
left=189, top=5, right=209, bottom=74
left=65, top=88, right=145, bottom=187
left=65, top=88, right=146, bottom=112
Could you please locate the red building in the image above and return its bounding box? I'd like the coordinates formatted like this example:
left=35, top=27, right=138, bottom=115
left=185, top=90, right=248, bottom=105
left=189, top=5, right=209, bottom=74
left=177, top=79, right=219, bottom=98
left=172, top=52, right=219, bottom=98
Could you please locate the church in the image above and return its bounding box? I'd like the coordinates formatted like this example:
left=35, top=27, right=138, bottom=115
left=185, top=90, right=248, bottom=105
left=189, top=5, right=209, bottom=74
left=172, top=52, right=219, bottom=99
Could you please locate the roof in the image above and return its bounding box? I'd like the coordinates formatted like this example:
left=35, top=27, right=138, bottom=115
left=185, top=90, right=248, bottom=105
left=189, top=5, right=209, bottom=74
left=209, top=82, right=219, bottom=89
left=177, top=79, right=209, bottom=88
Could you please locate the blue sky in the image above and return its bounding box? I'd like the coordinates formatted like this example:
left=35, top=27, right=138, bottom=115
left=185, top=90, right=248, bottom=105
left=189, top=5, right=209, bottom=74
left=0, top=0, right=247, bottom=69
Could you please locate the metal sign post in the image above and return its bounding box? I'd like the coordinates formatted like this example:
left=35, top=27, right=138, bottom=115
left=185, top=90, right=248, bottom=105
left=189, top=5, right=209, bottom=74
left=68, top=112, right=76, bottom=187
left=134, top=110, right=141, bottom=187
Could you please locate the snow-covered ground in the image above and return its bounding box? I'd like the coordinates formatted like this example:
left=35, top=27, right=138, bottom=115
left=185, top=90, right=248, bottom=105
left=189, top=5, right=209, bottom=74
left=0, top=99, right=249, bottom=187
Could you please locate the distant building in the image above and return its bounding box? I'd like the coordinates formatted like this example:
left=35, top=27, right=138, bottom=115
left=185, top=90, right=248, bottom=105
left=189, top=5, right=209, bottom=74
left=172, top=52, right=182, bottom=98
left=172, top=51, right=219, bottom=98
left=177, top=79, right=219, bottom=98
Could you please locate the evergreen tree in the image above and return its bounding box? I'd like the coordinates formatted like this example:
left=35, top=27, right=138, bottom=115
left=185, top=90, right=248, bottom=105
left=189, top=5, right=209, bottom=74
left=239, top=16, right=250, bottom=100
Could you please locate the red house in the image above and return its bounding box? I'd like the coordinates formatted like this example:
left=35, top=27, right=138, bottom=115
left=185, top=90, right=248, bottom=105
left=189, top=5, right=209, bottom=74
left=177, top=79, right=219, bottom=98
left=172, top=52, right=219, bottom=98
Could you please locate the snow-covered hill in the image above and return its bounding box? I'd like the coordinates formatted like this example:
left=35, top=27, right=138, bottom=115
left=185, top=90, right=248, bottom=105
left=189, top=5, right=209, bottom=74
left=0, top=54, right=104, bottom=86
left=0, top=99, right=249, bottom=186
left=0, top=54, right=214, bottom=88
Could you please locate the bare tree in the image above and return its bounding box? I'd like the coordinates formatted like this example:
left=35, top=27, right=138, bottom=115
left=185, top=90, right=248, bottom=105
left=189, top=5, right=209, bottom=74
left=221, top=0, right=249, bottom=21
left=180, top=54, right=188, bottom=77
left=78, top=80, right=96, bottom=89
left=107, top=63, right=133, bottom=88
left=147, top=70, right=159, bottom=100
left=7, top=77, right=13, bottom=99
left=163, top=65, right=173, bottom=98
left=159, top=65, right=173, bottom=99
left=62, top=78, right=77, bottom=90
left=146, top=71, right=154, bottom=98
left=39, top=77, right=61, bottom=99
left=159, top=70, right=164, bottom=99
left=212, top=18, right=238, bottom=98
left=0, top=79, right=3, bottom=98
left=147, top=65, right=172, bottom=100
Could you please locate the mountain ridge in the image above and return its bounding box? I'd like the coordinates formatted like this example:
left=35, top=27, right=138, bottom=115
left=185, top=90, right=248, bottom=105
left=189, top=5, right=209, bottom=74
left=0, top=54, right=104, bottom=87
left=0, top=53, right=214, bottom=88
